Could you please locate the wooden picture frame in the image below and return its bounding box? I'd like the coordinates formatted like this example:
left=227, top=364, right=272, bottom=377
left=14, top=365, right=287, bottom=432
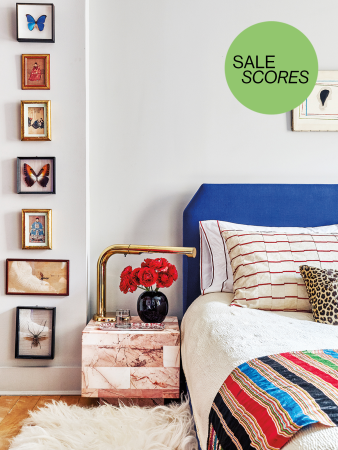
left=21, top=100, right=51, bottom=141
left=22, top=54, right=50, bottom=90
left=292, top=71, right=338, bottom=131
left=16, top=3, right=55, bottom=43
left=17, top=157, right=55, bottom=194
left=22, top=209, right=52, bottom=250
left=6, top=259, right=69, bottom=296
left=15, top=306, right=55, bottom=359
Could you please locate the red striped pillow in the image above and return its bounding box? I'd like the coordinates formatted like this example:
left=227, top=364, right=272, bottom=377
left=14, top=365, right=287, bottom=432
left=221, top=230, right=338, bottom=311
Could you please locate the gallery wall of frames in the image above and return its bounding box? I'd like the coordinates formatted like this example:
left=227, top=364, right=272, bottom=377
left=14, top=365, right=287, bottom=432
left=0, top=0, right=87, bottom=392
left=13, top=3, right=60, bottom=360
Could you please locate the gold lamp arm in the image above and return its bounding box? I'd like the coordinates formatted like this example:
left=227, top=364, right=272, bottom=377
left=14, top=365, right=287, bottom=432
left=93, top=244, right=196, bottom=322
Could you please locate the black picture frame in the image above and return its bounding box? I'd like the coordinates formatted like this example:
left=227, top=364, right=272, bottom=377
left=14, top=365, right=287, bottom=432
left=17, top=157, right=56, bottom=194
left=16, top=3, right=55, bottom=43
left=15, top=306, right=56, bottom=359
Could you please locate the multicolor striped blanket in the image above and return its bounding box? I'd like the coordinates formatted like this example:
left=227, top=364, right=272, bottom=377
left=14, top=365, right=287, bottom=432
left=208, top=350, right=338, bottom=450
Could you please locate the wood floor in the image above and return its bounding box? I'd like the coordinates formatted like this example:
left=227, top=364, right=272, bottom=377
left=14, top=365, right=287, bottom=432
left=0, top=395, right=98, bottom=450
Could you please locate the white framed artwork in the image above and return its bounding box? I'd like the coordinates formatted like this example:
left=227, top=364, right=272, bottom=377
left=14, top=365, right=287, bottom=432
left=292, top=71, right=338, bottom=131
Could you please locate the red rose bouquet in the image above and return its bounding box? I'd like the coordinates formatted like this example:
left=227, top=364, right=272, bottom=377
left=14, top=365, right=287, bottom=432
left=119, top=257, right=178, bottom=294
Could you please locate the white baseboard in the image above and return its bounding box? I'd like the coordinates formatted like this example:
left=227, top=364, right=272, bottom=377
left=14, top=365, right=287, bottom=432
left=0, top=367, right=81, bottom=393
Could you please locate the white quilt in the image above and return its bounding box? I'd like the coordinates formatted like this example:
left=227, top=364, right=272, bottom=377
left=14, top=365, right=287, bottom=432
left=181, top=293, right=338, bottom=450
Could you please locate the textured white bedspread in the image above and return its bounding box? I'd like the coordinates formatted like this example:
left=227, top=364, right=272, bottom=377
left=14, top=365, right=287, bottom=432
left=181, top=293, right=338, bottom=450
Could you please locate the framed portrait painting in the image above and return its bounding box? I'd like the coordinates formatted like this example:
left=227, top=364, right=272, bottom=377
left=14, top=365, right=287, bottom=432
left=22, top=54, right=50, bottom=90
left=17, top=157, right=55, bottom=194
left=22, top=209, right=52, bottom=250
left=6, top=259, right=69, bottom=296
left=292, top=71, right=338, bottom=131
left=15, top=306, right=55, bottom=359
left=21, top=100, right=51, bottom=141
left=16, top=3, right=55, bottom=43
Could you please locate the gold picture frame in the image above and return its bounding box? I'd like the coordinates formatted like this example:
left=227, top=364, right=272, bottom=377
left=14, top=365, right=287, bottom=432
left=22, top=54, right=50, bottom=90
left=22, top=209, right=52, bottom=250
left=21, top=100, right=51, bottom=141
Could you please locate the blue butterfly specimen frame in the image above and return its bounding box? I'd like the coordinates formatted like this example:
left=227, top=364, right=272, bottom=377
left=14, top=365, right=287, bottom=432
left=16, top=3, right=55, bottom=43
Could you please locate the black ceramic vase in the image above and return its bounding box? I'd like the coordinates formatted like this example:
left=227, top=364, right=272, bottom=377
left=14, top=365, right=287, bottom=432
left=137, top=290, right=168, bottom=323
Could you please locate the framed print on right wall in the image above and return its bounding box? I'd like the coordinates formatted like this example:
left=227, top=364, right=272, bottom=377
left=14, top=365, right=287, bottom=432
left=292, top=71, right=338, bottom=131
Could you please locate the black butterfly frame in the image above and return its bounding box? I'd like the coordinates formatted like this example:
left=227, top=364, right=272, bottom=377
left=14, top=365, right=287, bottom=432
left=16, top=3, right=55, bottom=43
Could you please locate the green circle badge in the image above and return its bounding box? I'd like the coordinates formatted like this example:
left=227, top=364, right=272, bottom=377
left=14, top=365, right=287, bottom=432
left=225, top=22, right=318, bottom=114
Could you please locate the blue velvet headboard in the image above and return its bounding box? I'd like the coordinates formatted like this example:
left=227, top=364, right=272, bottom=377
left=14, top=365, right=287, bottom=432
left=183, top=184, right=338, bottom=313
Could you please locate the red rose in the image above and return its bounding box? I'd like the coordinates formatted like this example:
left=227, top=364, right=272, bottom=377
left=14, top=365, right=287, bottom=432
left=138, top=267, right=157, bottom=288
left=167, top=264, right=178, bottom=281
left=141, top=258, right=152, bottom=268
left=131, top=268, right=141, bottom=285
left=156, top=272, right=173, bottom=288
left=119, top=275, right=138, bottom=294
left=128, top=280, right=138, bottom=293
left=148, top=258, right=169, bottom=272
left=119, top=276, right=131, bottom=294
left=119, top=266, right=139, bottom=294
left=120, top=266, right=132, bottom=279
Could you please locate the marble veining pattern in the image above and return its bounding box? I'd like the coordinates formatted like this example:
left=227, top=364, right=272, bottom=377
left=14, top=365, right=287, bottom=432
left=130, top=367, right=179, bottom=390
left=82, top=316, right=180, bottom=398
left=83, top=367, right=131, bottom=390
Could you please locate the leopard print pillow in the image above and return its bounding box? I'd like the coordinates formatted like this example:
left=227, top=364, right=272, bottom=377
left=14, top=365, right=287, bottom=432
left=300, top=265, right=338, bottom=325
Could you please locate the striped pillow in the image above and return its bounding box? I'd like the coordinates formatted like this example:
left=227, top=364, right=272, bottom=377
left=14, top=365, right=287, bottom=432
left=221, top=230, right=338, bottom=311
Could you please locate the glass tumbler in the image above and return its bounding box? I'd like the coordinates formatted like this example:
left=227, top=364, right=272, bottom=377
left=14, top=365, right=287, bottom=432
left=115, top=309, right=131, bottom=328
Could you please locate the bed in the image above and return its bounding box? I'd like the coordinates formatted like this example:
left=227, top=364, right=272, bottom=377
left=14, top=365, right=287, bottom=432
left=181, top=184, right=338, bottom=450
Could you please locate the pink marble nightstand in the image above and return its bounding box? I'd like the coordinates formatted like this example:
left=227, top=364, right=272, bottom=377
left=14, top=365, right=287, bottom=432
left=81, top=316, right=180, bottom=400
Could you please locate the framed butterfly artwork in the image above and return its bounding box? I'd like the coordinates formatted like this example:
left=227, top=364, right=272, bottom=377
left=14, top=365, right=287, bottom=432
left=16, top=3, right=55, bottom=43
left=22, top=209, right=52, bottom=250
left=17, top=157, right=55, bottom=194
left=21, top=100, right=51, bottom=141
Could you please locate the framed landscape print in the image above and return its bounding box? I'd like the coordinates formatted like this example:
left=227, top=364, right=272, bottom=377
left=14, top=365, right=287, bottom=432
left=22, top=54, right=50, bottom=90
left=6, top=259, right=69, bottom=296
left=17, top=157, right=55, bottom=194
left=16, top=3, right=55, bottom=43
left=22, top=209, right=52, bottom=250
left=15, top=306, right=55, bottom=359
left=21, top=100, right=51, bottom=141
left=292, top=71, right=338, bottom=131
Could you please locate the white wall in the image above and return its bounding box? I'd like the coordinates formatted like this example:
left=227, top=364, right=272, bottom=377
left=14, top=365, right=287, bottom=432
left=89, top=0, right=338, bottom=320
left=0, top=0, right=87, bottom=393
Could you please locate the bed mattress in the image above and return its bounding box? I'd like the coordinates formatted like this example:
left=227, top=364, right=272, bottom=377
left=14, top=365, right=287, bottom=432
left=181, top=292, right=338, bottom=450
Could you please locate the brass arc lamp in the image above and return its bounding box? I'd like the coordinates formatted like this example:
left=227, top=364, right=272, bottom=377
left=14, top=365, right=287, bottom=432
left=93, top=244, right=196, bottom=322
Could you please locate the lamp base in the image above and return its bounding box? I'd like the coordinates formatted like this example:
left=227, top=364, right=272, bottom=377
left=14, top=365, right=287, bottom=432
left=93, top=312, right=116, bottom=322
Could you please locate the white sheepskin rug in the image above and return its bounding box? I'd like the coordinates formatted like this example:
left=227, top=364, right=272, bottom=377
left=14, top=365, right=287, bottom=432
left=9, top=398, right=198, bottom=450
